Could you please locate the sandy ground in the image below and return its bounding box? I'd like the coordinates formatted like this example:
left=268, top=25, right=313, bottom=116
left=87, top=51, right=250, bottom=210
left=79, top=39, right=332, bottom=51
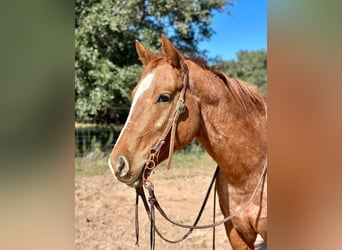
left=75, top=167, right=266, bottom=249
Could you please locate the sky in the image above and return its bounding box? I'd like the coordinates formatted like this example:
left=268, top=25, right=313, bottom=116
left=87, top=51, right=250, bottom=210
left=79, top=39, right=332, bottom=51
left=199, top=0, right=267, bottom=61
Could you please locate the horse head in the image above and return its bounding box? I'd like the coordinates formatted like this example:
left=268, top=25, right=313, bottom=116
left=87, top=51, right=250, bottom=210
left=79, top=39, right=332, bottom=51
left=109, top=35, right=200, bottom=187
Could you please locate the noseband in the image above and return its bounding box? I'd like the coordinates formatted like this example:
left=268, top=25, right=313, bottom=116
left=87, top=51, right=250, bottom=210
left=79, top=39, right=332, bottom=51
left=142, top=63, right=189, bottom=185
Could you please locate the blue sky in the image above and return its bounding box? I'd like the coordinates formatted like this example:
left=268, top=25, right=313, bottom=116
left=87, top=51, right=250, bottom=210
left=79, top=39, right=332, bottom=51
left=199, top=0, right=267, bottom=61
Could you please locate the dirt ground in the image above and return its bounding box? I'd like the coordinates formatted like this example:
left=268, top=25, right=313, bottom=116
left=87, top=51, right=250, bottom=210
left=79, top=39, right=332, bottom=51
left=75, top=167, right=266, bottom=250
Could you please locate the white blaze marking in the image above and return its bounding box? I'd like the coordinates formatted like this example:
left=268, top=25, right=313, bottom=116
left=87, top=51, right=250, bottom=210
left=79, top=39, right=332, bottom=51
left=108, top=158, right=115, bottom=176
left=108, top=74, right=154, bottom=174
left=114, top=73, right=154, bottom=145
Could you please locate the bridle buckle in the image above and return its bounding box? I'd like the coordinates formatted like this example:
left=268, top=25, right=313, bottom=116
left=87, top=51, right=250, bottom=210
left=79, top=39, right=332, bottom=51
left=176, top=100, right=186, bottom=114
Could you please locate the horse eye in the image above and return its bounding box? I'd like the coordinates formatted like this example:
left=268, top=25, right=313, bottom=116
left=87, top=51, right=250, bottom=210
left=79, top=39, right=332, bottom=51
left=157, top=94, right=171, bottom=103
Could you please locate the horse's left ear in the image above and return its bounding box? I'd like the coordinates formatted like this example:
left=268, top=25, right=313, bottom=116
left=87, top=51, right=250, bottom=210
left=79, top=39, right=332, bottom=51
left=135, top=40, right=158, bottom=66
left=161, top=34, right=184, bottom=69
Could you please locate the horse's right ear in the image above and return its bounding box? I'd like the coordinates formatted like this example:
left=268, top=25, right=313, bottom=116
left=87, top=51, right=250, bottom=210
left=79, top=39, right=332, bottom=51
left=135, top=40, right=157, bottom=66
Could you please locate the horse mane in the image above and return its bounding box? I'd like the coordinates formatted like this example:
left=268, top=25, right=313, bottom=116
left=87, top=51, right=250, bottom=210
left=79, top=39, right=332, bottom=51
left=186, top=56, right=266, bottom=113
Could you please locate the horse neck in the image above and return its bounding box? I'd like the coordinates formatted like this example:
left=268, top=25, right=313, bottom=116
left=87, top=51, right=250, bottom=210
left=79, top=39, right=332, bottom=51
left=191, top=68, right=267, bottom=188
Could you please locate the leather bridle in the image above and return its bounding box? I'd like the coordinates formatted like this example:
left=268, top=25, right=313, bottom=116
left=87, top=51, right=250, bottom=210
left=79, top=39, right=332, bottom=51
left=141, top=63, right=189, bottom=185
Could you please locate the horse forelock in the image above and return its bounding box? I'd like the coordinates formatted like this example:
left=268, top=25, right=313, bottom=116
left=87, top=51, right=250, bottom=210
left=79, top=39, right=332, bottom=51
left=139, top=57, right=185, bottom=87
left=143, top=58, right=164, bottom=74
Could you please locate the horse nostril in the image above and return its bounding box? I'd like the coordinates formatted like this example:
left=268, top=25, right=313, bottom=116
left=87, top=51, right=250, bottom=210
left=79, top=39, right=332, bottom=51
left=118, top=157, right=125, bottom=171
left=116, top=156, right=129, bottom=178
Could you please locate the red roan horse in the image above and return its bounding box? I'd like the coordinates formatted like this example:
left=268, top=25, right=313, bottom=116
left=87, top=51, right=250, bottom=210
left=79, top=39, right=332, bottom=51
left=109, top=34, right=267, bottom=249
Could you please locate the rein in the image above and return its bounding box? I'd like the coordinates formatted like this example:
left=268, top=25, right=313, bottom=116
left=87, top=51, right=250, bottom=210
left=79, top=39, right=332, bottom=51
left=136, top=162, right=267, bottom=249
left=135, top=166, right=219, bottom=248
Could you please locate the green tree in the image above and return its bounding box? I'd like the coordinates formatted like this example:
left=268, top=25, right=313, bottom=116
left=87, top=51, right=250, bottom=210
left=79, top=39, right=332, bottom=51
left=75, top=0, right=232, bottom=123
left=214, top=50, right=267, bottom=95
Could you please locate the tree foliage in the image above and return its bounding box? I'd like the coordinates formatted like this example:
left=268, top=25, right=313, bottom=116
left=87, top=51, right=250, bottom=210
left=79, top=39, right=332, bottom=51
left=213, top=50, right=267, bottom=95
left=75, top=0, right=231, bottom=123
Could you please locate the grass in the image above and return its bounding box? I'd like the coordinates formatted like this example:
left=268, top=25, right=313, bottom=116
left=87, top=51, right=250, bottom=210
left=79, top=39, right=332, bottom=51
left=75, top=123, right=123, bottom=129
left=75, top=151, right=216, bottom=177
left=75, top=151, right=110, bottom=176
left=158, top=151, right=216, bottom=169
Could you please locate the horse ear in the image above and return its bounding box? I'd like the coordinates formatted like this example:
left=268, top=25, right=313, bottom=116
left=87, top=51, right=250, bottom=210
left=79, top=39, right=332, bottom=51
left=135, top=40, right=157, bottom=66
left=161, top=34, right=184, bottom=69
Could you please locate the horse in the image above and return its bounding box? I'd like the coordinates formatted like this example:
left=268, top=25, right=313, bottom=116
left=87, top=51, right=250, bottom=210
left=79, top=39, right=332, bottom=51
left=109, top=34, right=267, bottom=249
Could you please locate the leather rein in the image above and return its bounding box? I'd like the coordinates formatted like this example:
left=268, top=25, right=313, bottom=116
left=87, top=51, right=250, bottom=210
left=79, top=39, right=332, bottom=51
left=134, top=63, right=268, bottom=249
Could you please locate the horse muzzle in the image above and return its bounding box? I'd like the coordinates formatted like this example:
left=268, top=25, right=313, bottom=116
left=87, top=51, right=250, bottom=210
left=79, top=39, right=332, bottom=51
left=108, top=155, right=144, bottom=188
